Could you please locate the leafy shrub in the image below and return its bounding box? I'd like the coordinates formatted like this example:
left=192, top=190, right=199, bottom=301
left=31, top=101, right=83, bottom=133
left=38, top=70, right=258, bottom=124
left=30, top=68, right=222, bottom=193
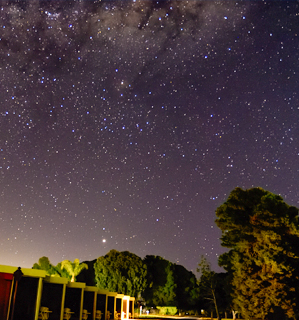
left=156, top=306, right=177, bottom=315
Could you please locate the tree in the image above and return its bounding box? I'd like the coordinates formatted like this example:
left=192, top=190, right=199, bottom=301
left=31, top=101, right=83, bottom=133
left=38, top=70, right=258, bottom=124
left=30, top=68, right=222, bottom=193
left=61, top=259, right=88, bottom=282
left=197, top=256, right=222, bottom=320
left=215, top=187, right=299, bottom=320
left=174, top=264, right=200, bottom=311
left=143, top=255, right=200, bottom=310
left=33, top=256, right=61, bottom=277
left=76, top=259, right=96, bottom=286
left=94, top=250, right=147, bottom=299
left=143, top=255, right=177, bottom=307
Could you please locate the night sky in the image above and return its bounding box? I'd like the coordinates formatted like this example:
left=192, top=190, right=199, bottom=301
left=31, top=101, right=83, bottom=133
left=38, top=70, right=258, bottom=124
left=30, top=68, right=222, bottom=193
left=1, top=0, right=299, bottom=273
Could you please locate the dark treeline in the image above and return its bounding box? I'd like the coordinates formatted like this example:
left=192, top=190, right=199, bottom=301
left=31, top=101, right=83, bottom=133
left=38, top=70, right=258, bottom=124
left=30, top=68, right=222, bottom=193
left=33, top=250, right=228, bottom=315
left=34, top=187, right=299, bottom=320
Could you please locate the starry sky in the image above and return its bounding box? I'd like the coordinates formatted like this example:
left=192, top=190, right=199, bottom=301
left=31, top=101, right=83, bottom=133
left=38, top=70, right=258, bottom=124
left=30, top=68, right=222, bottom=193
left=0, top=0, right=299, bottom=274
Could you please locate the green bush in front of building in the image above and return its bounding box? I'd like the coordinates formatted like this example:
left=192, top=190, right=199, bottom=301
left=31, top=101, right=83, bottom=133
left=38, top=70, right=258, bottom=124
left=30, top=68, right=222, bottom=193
left=156, top=306, right=177, bottom=315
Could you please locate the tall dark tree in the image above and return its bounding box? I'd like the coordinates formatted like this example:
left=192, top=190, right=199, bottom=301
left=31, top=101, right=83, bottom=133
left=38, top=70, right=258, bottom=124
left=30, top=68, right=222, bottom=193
left=94, top=250, right=147, bottom=299
left=143, top=255, right=177, bottom=307
left=143, top=255, right=199, bottom=310
left=215, top=187, right=299, bottom=320
left=174, top=264, right=199, bottom=311
left=197, top=256, right=225, bottom=320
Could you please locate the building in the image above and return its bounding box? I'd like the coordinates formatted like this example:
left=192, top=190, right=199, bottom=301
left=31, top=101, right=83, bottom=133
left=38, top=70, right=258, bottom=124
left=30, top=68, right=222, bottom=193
left=0, top=265, right=135, bottom=320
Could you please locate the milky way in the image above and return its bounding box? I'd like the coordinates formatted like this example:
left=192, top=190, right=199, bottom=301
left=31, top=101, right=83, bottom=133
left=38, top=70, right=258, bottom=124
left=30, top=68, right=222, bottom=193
left=1, top=0, right=299, bottom=272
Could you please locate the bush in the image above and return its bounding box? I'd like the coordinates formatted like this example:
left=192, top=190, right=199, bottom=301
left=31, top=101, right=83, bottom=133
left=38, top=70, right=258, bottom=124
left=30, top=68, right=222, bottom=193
left=156, top=306, right=177, bottom=315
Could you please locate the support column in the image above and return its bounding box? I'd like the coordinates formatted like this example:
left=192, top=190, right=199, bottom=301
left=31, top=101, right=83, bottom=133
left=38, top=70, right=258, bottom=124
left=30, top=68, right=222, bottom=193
left=104, top=291, right=108, bottom=320
left=34, top=277, right=44, bottom=320
left=60, top=284, right=66, bottom=320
